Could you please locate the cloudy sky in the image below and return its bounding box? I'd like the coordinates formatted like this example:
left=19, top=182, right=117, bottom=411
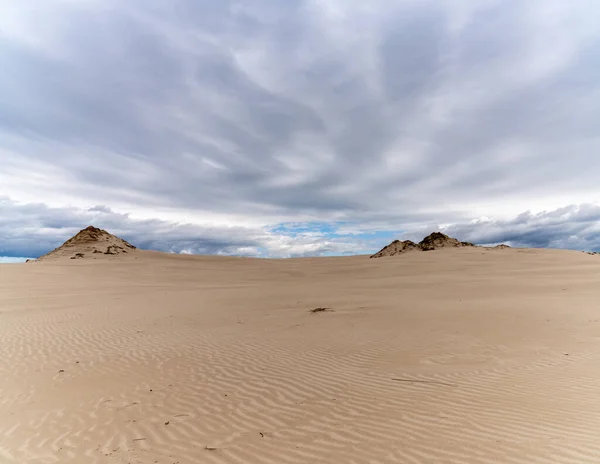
left=2, top=0, right=600, bottom=260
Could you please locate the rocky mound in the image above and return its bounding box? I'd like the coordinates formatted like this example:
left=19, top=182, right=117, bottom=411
left=37, top=226, right=137, bottom=261
left=370, top=240, right=419, bottom=258
left=371, top=232, right=475, bottom=258
left=418, top=232, right=475, bottom=251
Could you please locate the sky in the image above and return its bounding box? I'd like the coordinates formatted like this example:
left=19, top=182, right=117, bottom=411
left=2, top=0, right=600, bottom=260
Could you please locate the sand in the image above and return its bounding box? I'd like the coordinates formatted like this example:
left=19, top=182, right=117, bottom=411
left=2, top=247, right=600, bottom=463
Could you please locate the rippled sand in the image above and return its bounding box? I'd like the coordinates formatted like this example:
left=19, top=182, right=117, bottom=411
left=2, top=247, right=600, bottom=463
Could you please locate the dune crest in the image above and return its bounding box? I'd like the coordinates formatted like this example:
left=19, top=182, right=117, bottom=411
left=371, top=231, right=476, bottom=258
left=370, top=239, right=420, bottom=258
left=37, top=225, right=137, bottom=261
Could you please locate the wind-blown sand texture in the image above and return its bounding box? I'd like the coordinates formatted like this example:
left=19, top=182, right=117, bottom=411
left=2, top=247, right=600, bottom=463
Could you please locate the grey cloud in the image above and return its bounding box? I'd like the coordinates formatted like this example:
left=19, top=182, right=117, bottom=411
left=419, top=204, right=600, bottom=252
left=3, top=199, right=598, bottom=260
left=1, top=1, right=600, bottom=247
left=87, top=205, right=113, bottom=214
left=0, top=198, right=371, bottom=258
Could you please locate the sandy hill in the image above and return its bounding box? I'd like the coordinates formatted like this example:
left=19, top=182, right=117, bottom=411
left=369, top=239, right=420, bottom=258
left=418, top=231, right=475, bottom=251
left=371, top=231, right=477, bottom=258
left=37, top=226, right=137, bottom=261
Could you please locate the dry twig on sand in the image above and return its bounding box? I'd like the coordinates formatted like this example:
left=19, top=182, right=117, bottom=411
left=310, top=307, right=332, bottom=313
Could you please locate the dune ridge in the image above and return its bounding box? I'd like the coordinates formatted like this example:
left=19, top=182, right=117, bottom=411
left=371, top=231, right=475, bottom=258
left=37, top=225, right=137, bottom=261
left=371, top=231, right=508, bottom=258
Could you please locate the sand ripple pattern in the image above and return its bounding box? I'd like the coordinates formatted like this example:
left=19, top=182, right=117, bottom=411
left=2, top=249, right=600, bottom=463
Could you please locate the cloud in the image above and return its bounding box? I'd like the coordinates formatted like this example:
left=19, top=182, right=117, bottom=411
left=0, top=257, right=30, bottom=263
left=0, top=198, right=377, bottom=258
left=1, top=1, right=600, bottom=255
left=1, top=198, right=599, bottom=260
left=402, top=204, right=600, bottom=252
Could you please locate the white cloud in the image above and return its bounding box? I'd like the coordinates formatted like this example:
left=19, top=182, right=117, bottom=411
left=0, top=257, right=30, bottom=263
left=0, top=198, right=374, bottom=258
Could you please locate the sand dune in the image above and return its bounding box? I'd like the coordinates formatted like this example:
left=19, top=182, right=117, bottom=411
left=370, top=231, right=482, bottom=258
left=37, top=226, right=137, bottom=261
left=2, top=247, right=600, bottom=463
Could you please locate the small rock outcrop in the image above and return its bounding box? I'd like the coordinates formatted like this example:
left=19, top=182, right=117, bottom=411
left=418, top=232, right=474, bottom=251
left=37, top=226, right=137, bottom=261
left=370, top=240, right=419, bottom=258
left=371, top=232, right=475, bottom=258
